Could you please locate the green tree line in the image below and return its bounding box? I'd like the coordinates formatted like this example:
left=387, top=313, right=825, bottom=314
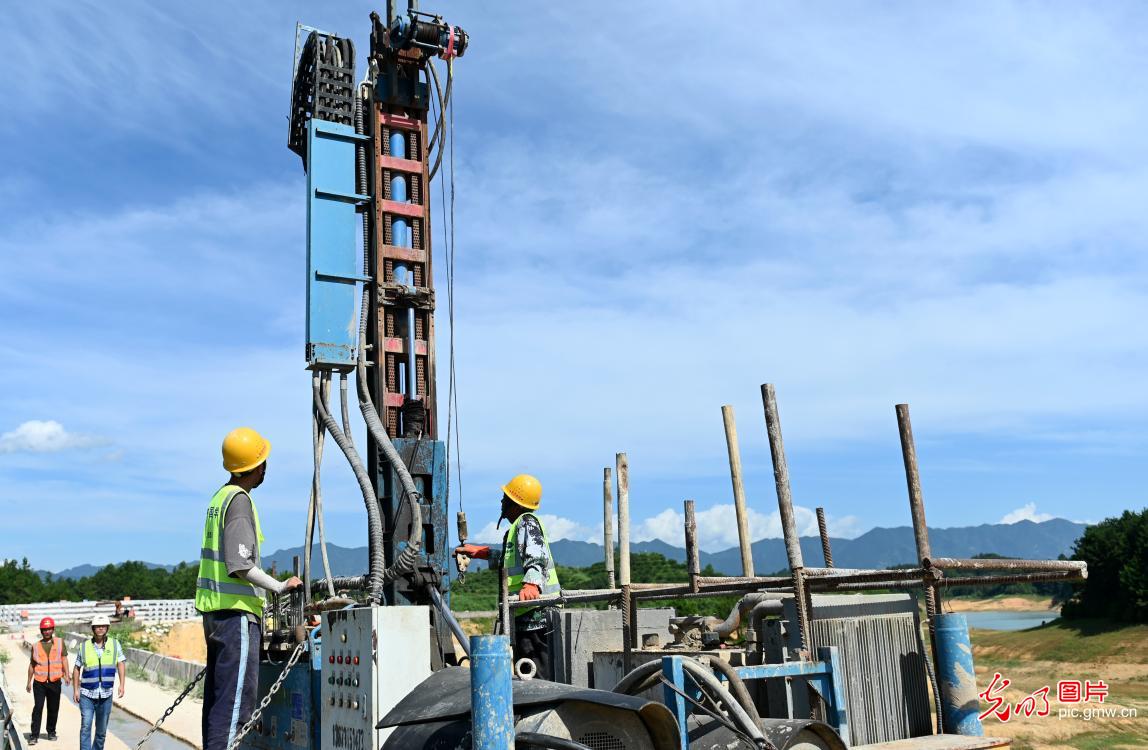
left=1064, top=508, right=1148, bottom=622
left=0, top=559, right=198, bottom=605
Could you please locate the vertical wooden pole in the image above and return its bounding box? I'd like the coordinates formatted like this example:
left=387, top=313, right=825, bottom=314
left=617, top=452, right=632, bottom=670
left=603, top=467, right=616, bottom=590
left=721, top=405, right=756, bottom=577
left=684, top=500, right=700, bottom=593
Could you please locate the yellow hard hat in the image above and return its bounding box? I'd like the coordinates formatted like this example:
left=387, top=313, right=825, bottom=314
left=502, top=474, right=542, bottom=510
left=222, top=427, right=271, bottom=474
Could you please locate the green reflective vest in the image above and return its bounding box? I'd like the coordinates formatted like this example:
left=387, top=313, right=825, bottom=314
left=501, top=512, right=561, bottom=597
left=195, top=485, right=266, bottom=616
left=79, top=638, right=119, bottom=692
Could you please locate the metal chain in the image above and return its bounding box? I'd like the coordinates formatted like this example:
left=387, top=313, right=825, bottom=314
left=134, top=667, right=207, bottom=750
left=226, top=640, right=308, bottom=750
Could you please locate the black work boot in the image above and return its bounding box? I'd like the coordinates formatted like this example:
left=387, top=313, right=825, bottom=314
left=46, top=732, right=58, bottom=741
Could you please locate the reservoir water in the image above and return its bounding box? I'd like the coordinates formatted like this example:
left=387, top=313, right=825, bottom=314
left=963, top=609, right=1058, bottom=631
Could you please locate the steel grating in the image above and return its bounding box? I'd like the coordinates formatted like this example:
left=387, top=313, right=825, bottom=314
left=785, top=593, right=932, bottom=746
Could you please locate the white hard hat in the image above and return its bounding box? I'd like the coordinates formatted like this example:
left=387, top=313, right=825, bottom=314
left=91, top=614, right=110, bottom=627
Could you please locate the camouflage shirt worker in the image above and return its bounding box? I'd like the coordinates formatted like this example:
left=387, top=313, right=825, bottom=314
left=503, top=513, right=556, bottom=631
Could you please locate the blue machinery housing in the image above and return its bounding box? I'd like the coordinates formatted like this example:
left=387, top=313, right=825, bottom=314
left=305, top=119, right=369, bottom=369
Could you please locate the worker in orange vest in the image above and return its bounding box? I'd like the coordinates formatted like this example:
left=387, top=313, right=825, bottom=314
left=25, top=617, right=70, bottom=744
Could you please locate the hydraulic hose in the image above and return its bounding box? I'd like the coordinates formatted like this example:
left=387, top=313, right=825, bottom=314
left=704, top=655, right=764, bottom=729
left=612, top=656, right=768, bottom=748
left=313, top=375, right=387, bottom=601
left=305, top=374, right=337, bottom=598
left=426, top=584, right=471, bottom=659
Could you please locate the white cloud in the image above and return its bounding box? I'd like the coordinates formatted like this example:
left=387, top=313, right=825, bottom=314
left=0, top=420, right=104, bottom=454
left=999, top=503, right=1055, bottom=525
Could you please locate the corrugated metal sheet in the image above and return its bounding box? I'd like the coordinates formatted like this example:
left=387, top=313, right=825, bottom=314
left=784, top=594, right=932, bottom=746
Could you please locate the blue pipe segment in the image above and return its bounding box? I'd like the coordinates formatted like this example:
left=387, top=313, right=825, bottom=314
left=388, top=129, right=417, bottom=400
left=470, top=635, right=515, bottom=750
left=935, top=613, right=984, bottom=736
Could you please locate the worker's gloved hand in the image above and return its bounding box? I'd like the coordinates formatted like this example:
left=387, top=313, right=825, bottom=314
left=519, top=582, right=541, bottom=601
left=454, top=544, right=491, bottom=560
left=283, top=576, right=304, bottom=591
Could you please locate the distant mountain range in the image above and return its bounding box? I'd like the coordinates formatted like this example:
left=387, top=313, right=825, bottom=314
left=256, top=518, right=1087, bottom=578
left=49, top=518, right=1087, bottom=580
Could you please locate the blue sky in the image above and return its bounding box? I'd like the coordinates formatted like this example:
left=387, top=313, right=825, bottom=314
left=2, top=1, right=1147, bottom=570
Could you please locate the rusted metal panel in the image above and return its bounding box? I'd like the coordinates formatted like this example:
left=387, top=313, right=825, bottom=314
left=378, top=154, right=424, bottom=173
left=379, top=243, right=426, bottom=263
left=378, top=111, right=420, bottom=130
left=378, top=198, right=424, bottom=218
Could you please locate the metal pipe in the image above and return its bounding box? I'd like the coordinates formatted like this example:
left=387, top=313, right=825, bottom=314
left=603, top=467, right=615, bottom=590
left=621, top=584, right=633, bottom=673
left=816, top=506, right=833, bottom=567
left=499, top=565, right=511, bottom=636
left=721, top=405, right=755, bottom=577
left=827, top=569, right=1084, bottom=592
left=896, top=402, right=945, bottom=733
left=925, top=557, right=1088, bottom=573
left=616, top=452, right=630, bottom=587
left=427, top=585, right=471, bottom=659
left=684, top=499, right=700, bottom=593
left=760, top=383, right=811, bottom=655
left=470, top=635, right=515, bottom=750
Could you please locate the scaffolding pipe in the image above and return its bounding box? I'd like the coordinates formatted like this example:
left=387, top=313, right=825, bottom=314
left=760, top=383, right=811, bottom=656
left=721, top=405, right=755, bottom=577
left=896, top=402, right=944, bottom=733
left=925, top=557, right=1088, bottom=573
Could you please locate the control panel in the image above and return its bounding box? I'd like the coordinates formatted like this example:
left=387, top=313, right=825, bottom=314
left=320, top=605, right=431, bottom=749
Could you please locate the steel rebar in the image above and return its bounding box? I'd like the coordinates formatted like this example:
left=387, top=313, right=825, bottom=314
left=816, top=507, right=834, bottom=567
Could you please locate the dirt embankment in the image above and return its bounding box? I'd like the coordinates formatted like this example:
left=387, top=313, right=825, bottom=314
left=944, top=596, right=1058, bottom=612
left=154, top=620, right=206, bottom=662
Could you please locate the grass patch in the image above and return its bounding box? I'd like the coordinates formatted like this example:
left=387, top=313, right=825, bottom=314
left=1067, top=730, right=1146, bottom=750
left=0, top=649, right=9, bottom=665
left=973, top=619, right=1148, bottom=664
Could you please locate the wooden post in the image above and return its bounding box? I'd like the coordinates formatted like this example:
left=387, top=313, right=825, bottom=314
left=617, top=453, right=630, bottom=587
left=603, top=467, right=616, bottom=590
left=721, top=405, right=756, bottom=577
left=684, top=500, right=700, bottom=593
left=761, top=383, right=812, bottom=658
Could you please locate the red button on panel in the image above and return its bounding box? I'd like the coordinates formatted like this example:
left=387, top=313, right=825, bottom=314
left=353, top=656, right=359, bottom=665
left=328, top=655, right=334, bottom=663
left=337, top=654, right=344, bottom=664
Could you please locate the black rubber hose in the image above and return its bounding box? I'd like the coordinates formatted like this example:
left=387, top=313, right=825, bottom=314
left=311, top=574, right=368, bottom=593
left=611, top=659, right=663, bottom=695
left=705, top=655, right=764, bottom=728
left=313, top=376, right=386, bottom=601
left=515, top=733, right=592, bottom=750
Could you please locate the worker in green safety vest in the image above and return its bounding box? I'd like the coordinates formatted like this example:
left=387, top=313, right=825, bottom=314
left=454, top=473, right=561, bottom=679
left=195, top=427, right=302, bottom=750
